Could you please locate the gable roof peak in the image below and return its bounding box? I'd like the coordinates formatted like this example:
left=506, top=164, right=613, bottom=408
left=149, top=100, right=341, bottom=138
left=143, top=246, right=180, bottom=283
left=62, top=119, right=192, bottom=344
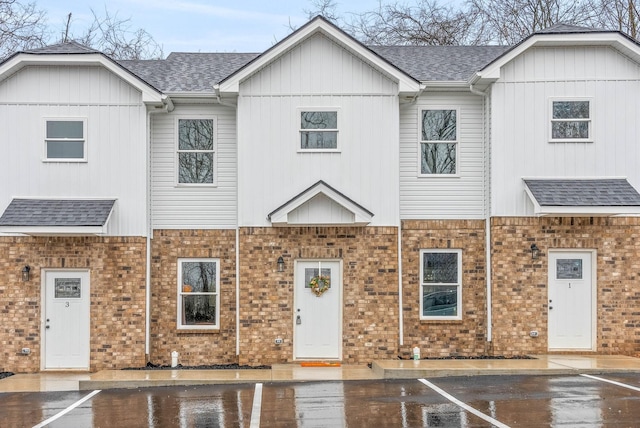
left=23, top=40, right=100, bottom=55
left=535, top=22, right=608, bottom=35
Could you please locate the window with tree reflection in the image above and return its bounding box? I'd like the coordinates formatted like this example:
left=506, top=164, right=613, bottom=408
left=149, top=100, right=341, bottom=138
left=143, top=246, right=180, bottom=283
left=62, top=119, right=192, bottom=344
left=421, top=109, right=457, bottom=174
left=178, top=259, right=219, bottom=329
left=300, top=111, right=338, bottom=149
left=177, top=118, right=214, bottom=184
left=420, top=249, right=462, bottom=319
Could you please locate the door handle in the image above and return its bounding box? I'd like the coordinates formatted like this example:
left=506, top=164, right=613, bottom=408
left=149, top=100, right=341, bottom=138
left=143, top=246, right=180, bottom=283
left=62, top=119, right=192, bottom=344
left=296, top=315, right=301, bottom=325
left=549, top=306, right=553, bottom=310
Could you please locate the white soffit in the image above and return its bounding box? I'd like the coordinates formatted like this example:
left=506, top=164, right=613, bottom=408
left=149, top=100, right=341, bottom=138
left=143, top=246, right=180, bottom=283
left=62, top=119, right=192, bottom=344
left=267, top=180, right=374, bottom=226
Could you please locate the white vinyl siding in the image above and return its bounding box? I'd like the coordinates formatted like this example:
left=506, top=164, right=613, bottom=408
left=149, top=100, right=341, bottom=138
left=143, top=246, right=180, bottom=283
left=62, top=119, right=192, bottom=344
left=0, top=65, right=147, bottom=236
left=491, top=46, right=640, bottom=216
left=152, top=105, right=237, bottom=229
left=237, top=32, right=400, bottom=227
left=400, top=93, right=486, bottom=219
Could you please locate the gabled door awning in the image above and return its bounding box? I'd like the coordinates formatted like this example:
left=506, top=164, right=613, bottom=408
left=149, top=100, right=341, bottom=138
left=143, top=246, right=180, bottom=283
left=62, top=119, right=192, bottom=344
left=523, top=178, right=640, bottom=216
left=267, top=180, right=373, bottom=226
left=0, top=198, right=116, bottom=235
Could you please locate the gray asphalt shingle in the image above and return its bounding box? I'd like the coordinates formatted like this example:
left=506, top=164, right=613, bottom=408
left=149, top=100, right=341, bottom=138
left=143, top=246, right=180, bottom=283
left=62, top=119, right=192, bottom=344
left=524, top=179, right=640, bottom=206
left=0, top=199, right=116, bottom=227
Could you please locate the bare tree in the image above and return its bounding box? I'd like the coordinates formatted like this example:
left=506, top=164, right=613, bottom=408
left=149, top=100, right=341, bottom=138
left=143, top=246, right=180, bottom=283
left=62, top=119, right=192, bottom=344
left=587, top=0, right=640, bottom=38
left=66, top=8, right=163, bottom=60
left=304, top=0, right=339, bottom=22
left=0, top=0, right=47, bottom=60
left=466, top=0, right=594, bottom=44
left=345, top=0, right=484, bottom=46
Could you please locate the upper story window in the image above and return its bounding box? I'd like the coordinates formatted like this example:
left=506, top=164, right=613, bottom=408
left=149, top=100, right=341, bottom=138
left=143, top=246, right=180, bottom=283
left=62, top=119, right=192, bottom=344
left=177, top=118, right=215, bottom=185
left=300, top=110, right=338, bottom=150
left=420, top=109, right=457, bottom=175
left=178, top=258, right=220, bottom=330
left=550, top=100, right=592, bottom=142
left=44, top=119, right=86, bottom=161
left=420, top=249, right=462, bottom=320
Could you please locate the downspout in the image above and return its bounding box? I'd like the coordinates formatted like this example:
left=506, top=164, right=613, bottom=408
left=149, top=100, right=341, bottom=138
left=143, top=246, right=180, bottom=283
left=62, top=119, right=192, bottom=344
left=144, top=95, right=173, bottom=360
left=214, top=82, right=241, bottom=357
left=470, top=82, right=492, bottom=344
left=397, top=83, right=426, bottom=348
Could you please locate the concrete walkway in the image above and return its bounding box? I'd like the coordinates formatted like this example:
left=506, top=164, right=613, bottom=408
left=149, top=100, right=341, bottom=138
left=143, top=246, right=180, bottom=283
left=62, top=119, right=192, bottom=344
left=1, top=355, right=639, bottom=393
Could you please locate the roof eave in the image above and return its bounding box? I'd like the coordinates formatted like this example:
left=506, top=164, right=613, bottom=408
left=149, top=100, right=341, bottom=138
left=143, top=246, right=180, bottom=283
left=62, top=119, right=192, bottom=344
left=0, top=225, right=109, bottom=236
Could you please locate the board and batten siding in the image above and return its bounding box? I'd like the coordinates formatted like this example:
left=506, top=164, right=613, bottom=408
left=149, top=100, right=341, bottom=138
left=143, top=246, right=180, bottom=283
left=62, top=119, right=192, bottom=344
left=491, top=46, right=640, bottom=216
left=237, top=33, right=400, bottom=226
left=0, top=65, right=147, bottom=236
left=399, top=92, right=486, bottom=219
left=151, top=104, right=237, bottom=229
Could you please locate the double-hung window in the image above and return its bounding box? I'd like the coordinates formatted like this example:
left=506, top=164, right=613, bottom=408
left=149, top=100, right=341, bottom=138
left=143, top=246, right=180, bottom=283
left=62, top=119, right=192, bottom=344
left=177, top=118, right=215, bottom=184
left=420, top=109, right=457, bottom=174
left=177, top=258, right=220, bottom=329
left=44, top=119, right=86, bottom=161
left=550, top=100, right=591, bottom=142
left=420, top=249, right=462, bottom=320
left=300, top=110, right=338, bottom=150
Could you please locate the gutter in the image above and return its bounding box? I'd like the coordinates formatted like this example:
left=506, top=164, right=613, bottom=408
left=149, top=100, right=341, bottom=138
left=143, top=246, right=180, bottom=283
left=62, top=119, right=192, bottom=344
left=470, top=82, right=493, bottom=344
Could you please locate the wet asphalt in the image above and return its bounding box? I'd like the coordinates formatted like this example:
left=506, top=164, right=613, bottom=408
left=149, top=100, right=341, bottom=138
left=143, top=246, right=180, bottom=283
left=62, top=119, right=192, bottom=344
left=2, top=374, right=639, bottom=427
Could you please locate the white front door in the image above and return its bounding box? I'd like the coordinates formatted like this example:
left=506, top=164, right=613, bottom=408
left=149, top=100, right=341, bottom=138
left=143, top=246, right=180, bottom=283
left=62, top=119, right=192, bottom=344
left=43, top=270, right=90, bottom=369
left=294, top=260, right=342, bottom=360
left=548, top=251, right=594, bottom=350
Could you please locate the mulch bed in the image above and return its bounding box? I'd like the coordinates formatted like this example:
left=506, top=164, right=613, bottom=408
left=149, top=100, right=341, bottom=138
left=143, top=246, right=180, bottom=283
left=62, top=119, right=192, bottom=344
left=0, top=372, right=14, bottom=380
left=122, top=362, right=272, bottom=371
left=399, top=355, right=535, bottom=360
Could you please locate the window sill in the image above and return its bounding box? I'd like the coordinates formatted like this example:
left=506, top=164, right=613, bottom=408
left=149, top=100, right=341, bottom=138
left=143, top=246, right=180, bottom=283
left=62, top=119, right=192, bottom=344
left=176, top=328, right=220, bottom=334
left=548, top=140, right=593, bottom=143
left=417, top=174, right=460, bottom=178
left=419, top=318, right=463, bottom=323
left=297, top=149, right=341, bottom=153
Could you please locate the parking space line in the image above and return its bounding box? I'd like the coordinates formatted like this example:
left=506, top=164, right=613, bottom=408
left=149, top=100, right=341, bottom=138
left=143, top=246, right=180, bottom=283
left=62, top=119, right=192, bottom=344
left=581, top=374, right=640, bottom=392
left=250, top=382, right=263, bottom=428
left=32, top=389, right=101, bottom=428
left=418, top=379, right=511, bottom=428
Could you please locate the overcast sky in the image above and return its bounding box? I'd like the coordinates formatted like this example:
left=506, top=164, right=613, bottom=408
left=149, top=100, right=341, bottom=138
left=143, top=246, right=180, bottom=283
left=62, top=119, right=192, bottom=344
left=36, top=0, right=379, bottom=54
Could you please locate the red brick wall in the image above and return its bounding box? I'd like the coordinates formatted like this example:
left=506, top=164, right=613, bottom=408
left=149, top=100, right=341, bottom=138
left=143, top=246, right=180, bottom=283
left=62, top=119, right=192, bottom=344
left=401, top=220, right=488, bottom=358
left=491, top=217, right=640, bottom=356
left=238, top=226, right=399, bottom=365
left=150, top=229, right=237, bottom=366
left=0, top=236, right=146, bottom=373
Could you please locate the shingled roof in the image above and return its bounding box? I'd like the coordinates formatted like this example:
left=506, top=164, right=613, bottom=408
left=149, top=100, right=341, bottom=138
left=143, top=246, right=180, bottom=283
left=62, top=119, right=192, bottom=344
left=524, top=179, right=640, bottom=207
left=119, top=52, right=260, bottom=92
left=0, top=199, right=116, bottom=227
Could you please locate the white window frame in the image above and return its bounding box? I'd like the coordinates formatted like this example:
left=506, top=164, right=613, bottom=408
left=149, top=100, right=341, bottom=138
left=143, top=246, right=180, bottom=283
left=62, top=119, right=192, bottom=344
left=419, top=249, right=462, bottom=321
left=549, top=98, right=593, bottom=143
left=177, top=258, right=220, bottom=330
left=297, top=107, right=340, bottom=152
left=43, top=118, right=87, bottom=162
left=175, top=116, right=217, bottom=186
left=418, top=108, right=459, bottom=176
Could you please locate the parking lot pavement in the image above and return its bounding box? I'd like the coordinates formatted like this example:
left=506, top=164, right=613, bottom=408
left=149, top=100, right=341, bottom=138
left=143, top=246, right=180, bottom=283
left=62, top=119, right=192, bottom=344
left=2, top=374, right=640, bottom=427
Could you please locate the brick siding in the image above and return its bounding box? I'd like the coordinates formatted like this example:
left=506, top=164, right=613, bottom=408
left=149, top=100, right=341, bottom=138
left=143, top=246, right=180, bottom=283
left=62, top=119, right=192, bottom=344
left=491, top=217, right=640, bottom=357
left=150, top=229, right=237, bottom=366
left=238, top=226, right=399, bottom=365
left=401, top=220, right=488, bottom=358
left=0, top=236, right=146, bottom=373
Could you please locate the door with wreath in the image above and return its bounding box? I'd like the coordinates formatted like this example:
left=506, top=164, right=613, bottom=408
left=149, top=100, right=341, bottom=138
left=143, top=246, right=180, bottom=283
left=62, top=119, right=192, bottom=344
left=293, top=260, right=342, bottom=360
